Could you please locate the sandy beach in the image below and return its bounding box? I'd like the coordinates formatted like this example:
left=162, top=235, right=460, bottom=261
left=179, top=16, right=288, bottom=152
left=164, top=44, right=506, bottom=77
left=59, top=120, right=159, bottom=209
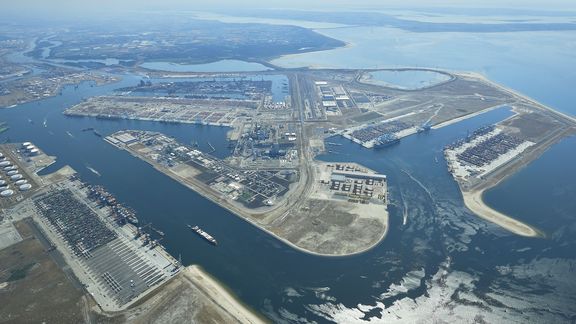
left=184, top=266, right=267, bottom=324
left=462, top=190, right=540, bottom=237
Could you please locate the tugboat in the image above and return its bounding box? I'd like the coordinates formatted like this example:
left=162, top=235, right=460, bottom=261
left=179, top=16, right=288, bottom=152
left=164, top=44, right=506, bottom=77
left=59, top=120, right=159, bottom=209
left=187, top=224, right=217, bottom=245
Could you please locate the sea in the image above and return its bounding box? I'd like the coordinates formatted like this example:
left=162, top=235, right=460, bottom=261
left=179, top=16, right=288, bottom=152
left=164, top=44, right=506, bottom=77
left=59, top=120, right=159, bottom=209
left=1, top=10, right=575, bottom=323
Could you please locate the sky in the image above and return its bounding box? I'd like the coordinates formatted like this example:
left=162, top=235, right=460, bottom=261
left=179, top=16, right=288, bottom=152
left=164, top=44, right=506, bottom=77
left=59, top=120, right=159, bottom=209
left=0, top=0, right=575, bottom=23
left=1, top=0, right=575, bottom=14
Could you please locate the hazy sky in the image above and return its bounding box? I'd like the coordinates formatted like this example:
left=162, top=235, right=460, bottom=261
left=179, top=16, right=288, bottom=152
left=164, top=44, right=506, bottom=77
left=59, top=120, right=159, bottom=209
left=1, top=0, right=575, bottom=18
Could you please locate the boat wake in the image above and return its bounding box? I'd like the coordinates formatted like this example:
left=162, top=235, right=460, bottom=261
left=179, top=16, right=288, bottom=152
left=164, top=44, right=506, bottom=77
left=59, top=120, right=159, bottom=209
left=86, top=165, right=101, bottom=177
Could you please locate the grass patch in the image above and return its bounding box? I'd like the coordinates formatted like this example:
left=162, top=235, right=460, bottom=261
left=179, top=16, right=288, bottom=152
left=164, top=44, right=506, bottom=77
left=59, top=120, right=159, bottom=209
left=7, top=263, right=35, bottom=281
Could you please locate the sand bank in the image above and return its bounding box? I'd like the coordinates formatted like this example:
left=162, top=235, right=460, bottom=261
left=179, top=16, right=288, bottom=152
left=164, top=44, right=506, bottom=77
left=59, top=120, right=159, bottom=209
left=462, top=190, right=540, bottom=237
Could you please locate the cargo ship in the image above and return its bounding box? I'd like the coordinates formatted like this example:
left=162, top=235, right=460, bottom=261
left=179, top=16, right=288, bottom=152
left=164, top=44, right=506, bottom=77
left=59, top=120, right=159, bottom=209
left=187, top=224, right=217, bottom=245
left=373, top=134, right=400, bottom=149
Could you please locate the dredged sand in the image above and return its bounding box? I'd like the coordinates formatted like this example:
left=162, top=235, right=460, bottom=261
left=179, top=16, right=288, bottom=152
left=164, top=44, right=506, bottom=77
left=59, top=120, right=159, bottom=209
left=184, top=266, right=266, bottom=324
left=463, top=190, right=540, bottom=237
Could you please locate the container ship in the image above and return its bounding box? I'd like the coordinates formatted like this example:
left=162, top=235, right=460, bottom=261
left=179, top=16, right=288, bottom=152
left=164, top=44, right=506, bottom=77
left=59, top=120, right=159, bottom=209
left=373, top=134, right=400, bottom=149
left=187, top=224, right=217, bottom=245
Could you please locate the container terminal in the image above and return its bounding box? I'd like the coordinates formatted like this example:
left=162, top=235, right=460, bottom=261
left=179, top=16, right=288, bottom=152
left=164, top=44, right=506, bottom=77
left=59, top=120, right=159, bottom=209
left=0, top=142, right=180, bottom=312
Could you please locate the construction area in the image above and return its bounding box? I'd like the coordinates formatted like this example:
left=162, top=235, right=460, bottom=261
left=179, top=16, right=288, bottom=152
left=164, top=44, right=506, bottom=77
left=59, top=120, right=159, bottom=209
left=267, top=162, right=388, bottom=255
left=0, top=219, right=88, bottom=324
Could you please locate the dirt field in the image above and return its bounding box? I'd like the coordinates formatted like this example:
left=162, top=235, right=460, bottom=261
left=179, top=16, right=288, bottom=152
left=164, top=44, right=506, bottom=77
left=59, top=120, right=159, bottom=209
left=0, top=221, right=86, bottom=324
left=96, top=266, right=266, bottom=324
left=270, top=199, right=387, bottom=255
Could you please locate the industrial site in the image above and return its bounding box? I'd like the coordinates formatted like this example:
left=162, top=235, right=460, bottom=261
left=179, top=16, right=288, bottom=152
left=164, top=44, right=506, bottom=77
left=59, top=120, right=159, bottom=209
left=106, top=130, right=297, bottom=210
left=64, top=75, right=291, bottom=128
left=0, top=142, right=179, bottom=312
left=2, top=5, right=576, bottom=323
left=0, top=142, right=263, bottom=323
left=54, top=66, right=572, bottom=252
left=105, top=129, right=389, bottom=256
left=0, top=69, right=119, bottom=108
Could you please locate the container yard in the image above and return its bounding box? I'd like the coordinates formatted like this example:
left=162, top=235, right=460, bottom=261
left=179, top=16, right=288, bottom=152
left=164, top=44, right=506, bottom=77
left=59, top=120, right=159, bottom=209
left=343, top=120, right=416, bottom=148
left=445, top=125, right=535, bottom=181
left=32, top=178, right=179, bottom=311
left=0, top=142, right=178, bottom=312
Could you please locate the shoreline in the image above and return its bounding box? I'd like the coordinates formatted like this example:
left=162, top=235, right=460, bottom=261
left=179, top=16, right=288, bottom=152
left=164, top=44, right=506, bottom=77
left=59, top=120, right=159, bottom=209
left=107, top=137, right=388, bottom=258
left=462, top=189, right=541, bottom=237
left=184, top=265, right=267, bottom=324
left=160, top=159, right=389, bottom=258
left=462, top=71, right=576, bottom=122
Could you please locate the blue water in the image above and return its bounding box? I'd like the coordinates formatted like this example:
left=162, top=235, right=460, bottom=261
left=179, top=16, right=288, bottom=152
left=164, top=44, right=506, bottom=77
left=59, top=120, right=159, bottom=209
left=140, top=60, right=272, bottom=73
left=0, top=11, right=575, bottom=322
left=273, top=27, right=576, bottom=117
left=364, top=70, right=451, bottom=89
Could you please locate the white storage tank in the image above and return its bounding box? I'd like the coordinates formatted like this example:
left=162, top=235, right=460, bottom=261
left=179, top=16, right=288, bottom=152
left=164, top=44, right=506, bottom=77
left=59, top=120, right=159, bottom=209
left=19, top=184, right=32, bottom=191
left=29, top=149, right=39, bottom=155
left=22, top=142, right=32, bottom=147
left=14, top=179, right=27, bottom=185
left=0, top=186, right=9, bottom=191
left=25, top=145, right=35, bottom=151
left=10, top=174, right=23, bottom=180
left=0, top=190, right=14, bottom=197
left=0, top=161, right=11, bottom=167
left=4, top=165, right=17, bottom=171
left=7, top=170, right=18, bottom=176
left=0, top=180, right=6, bottom=185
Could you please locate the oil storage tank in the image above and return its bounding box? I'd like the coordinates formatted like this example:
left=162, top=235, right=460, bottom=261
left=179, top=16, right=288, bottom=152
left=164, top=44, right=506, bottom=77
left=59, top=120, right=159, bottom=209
left=0, top=190, right=14, bottom=197
left=10, top=174, right=23, bottom=180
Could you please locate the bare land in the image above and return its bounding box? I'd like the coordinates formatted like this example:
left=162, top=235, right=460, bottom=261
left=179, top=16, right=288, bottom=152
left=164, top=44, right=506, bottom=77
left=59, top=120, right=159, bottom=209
left=95, top=266, right=266, bottom=324
left=0, top=220, right=86, bottom=324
